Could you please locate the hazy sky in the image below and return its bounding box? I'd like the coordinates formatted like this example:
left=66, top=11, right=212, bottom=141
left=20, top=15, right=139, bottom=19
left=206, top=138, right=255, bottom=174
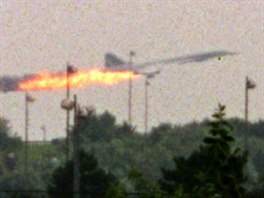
left=0, top=1, right=263, bottom=140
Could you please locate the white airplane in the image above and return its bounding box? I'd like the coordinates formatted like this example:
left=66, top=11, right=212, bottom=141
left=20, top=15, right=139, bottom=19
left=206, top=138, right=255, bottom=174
left=104, top=53, right=171, bottom=74
left=104, top=50, right=237, bottom=73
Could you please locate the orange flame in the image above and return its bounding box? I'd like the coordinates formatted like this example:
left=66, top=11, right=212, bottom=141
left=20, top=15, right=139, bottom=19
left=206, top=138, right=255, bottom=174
left=19, top=69, right=141, bottom=91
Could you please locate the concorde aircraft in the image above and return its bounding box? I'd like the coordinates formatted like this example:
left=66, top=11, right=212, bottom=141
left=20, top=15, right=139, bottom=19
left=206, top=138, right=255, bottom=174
left=0, top=50, right=236, bottom=92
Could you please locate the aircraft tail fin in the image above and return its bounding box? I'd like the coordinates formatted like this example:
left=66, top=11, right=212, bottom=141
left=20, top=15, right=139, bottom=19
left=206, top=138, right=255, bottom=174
left=105, top=53, right=125, bottom=68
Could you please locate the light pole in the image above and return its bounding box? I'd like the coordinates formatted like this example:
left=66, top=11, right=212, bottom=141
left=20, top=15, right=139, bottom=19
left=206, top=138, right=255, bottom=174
left=66, top=63, right=77, bottom=160
left=24, top=92, right=35, bottom=174
left=61, top=95, right=91, bottom=198
left=143, top=70, right=160, bottom=135
left=128, top=51, right=135, bottom=126
left=41, top=125, right=46, bottom=141
left=244, top=76, right=256, bottom=152
left=73, top=94, right=80, bottom=198
left=144, top=77, right=150, bottom=135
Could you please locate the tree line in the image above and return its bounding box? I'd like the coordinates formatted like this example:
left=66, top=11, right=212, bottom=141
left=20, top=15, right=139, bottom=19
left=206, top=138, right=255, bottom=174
left=0, top=104, right=263, bottom=197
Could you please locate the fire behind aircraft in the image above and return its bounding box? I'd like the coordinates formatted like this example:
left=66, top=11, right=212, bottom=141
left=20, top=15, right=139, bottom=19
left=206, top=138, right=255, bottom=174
left=0, top=70, right=140, bottom=92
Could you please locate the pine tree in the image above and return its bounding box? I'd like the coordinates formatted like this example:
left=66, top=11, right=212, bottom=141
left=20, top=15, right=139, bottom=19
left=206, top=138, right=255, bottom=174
left=160, top=104, right=247, bottom=198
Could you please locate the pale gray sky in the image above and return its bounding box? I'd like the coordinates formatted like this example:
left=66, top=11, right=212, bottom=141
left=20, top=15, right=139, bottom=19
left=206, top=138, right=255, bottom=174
left=0, top=1, right=263, bottom=140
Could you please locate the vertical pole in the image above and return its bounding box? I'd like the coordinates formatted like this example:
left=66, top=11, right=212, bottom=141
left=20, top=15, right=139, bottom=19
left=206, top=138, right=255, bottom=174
left=44, top=127, right=46, bottom=142
left=128, top=53, right=132, bottom=126
left=73, top=94, right=80, bottom=198
left=66, top=63, right=70, bottom=161
left=144, top=78, right=148, bottom=135
left=245, top=76, right=249, bottom=151
left=24, top=93, right=28, bottom=174
left=42, top=125, right=46, bottom=142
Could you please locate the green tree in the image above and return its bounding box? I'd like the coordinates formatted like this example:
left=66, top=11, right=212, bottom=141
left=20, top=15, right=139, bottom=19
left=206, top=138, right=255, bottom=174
left=79, top=111, right=117, bottom=142
left=48, top=149, right=117, bottom=198
left=0, top=117, right=22, bottom=151
left=128, top=165, right=166, bottom=198
left=160, top=104, right=247, bottom=198
left=0, top=117, right=22, bottom=175
left=245, top=175, right=264, bottom=198
left=0, top=171, right=44, bottom=198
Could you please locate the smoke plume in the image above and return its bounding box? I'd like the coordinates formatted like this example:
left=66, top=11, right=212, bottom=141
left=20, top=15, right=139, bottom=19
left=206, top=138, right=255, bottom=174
left=0, top=75, right=33, bottom=92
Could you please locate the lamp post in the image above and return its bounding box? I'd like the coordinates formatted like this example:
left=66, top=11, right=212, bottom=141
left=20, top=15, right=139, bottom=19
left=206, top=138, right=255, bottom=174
left=66, top=63, right=77, bottom=160
left=143, top=70, right=160, bottom=135
left=41, top=125, right=46, bottom=141
left=61, top=95, right=91, bottom=198
left=144, top=77, right=150, bottom=135
left=73, top=94, right=80, bottom=198
left=244, top=76, right=256, bottom=152
left=128, top=51, right=135, bottom=126
left=24, top=92, right=35, bottom=174
left=61, top=96, right=77, bottom=196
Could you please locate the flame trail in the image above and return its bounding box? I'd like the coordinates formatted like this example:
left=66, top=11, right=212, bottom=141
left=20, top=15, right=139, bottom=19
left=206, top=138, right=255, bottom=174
left=18, top=69, right=140, bottom=91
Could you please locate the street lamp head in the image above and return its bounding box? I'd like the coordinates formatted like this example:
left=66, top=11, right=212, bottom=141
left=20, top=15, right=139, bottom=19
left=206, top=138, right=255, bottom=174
left=142, top=70, right=161, bottom=79
left=26, top=93, right=36, bottom=103
left=145, top=79, right=150, bottom=86
left=86, top=105, right=95, bottom=113
left=78, top=107, right=88, bottom=118
left=246, top=78, right=256, bottom=90
left=77, top=106, right=95, bottom=119
left=61, top=98, right=74, bottom=110
left=130, top=51, right=136, bottom=57
left=67, top=65, right=78, bottom=74
left=41, top=125, right=46, bottom=130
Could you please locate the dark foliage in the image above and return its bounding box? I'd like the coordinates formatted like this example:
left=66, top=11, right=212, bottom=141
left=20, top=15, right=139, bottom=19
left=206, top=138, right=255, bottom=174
left=229, top=118, right=264, bottom=138
left=48, top=150, right=117, bottom=198
left=160, top=148, right=210, bottom=194
left=0, top=118, right=22, bottom=151
left=160, top=105, right=248, bottom=197
left=245, top=176, right=264, bottom=198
